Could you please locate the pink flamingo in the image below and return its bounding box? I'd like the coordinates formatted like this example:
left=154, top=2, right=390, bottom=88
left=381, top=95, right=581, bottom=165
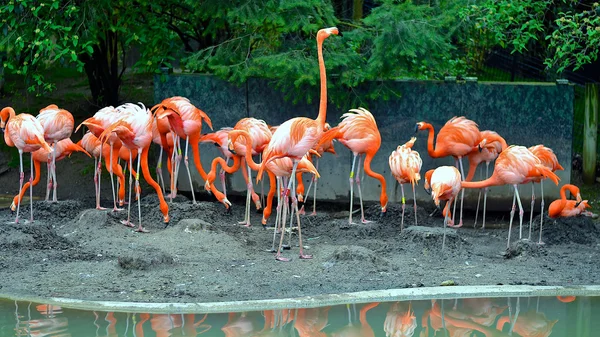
left=256, top=27, right=339, bottom=261
left=389, top=137, right=422, bottom=230
left=427, top=166, right=462, bottom=250
left=199, top=127, right=234, bottom=201
left=1, top=107, right=53, bottom=223
left=79, top=131, right=109, bottom=210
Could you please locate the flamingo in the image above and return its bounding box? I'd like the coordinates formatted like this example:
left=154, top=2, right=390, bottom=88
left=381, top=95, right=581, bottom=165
left=327, top=107, right=389, bottom=224
left=205, top=118, right=271, bottom=227
left=78, top=132, right=107, bottom=209
left=199, top=127, right=234, bottom=201
left=11, top=138, right=90, bottom=210
left=548, top=184, right=596, bottom=220
left=461, top=145, right=560, bottom=249
left=77, top=106, right=126, bottom=211
left=99, top=103, right=170, bottom=232
left=527, top=145, right=564, bottom=243
left=1, top=107, right=53, bottom=223
left=427, top=166, right=462, bottom=250
left=228, top=129, right=319, bottom=256
left=35, top=104, right=75, bottom=202
left=383, top=302, right=417, bottom=337
left=389, top=137, right=422, bottom=230
left=416, top=116, right=481, bottom=228
left=256, top=27, right=339, bottom=261
left=151, top=96, right=213, bottom=204
left=151, top=117, right=174, bottom=195
left=465, top=130, right=508, bottom=228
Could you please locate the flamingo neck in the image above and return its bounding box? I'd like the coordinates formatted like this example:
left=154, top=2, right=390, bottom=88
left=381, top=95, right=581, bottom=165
left=231, top=130, right=261, bottom=171
left=423, top=123, right=439, bottom=157
left=316, top=36, right=327, bottom=127
left=461, top=175, right=502, bottom=189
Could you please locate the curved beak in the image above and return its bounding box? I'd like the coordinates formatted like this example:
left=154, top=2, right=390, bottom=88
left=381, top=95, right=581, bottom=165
left=478, top=144, right=483, bottom=153
left=575, top=200, right=582, bottom=208
left=414, top=124, right=419, bottom=133
left=424, top=186, right=431, bottom=195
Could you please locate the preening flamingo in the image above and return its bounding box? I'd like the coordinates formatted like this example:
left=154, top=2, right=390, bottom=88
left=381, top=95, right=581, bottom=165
left=461, top=145, right=560, bottom=249
left=548, top=184, right=596, bottom=219
left=527, top=145, right=564, bottom=243
left=152, top=96, right=213, bottom=204
left=199, top=127, right=234, bottom=201
left=416, top=116, right=481, bottom=228
left=99, top=103, right=170, bottom=232
left=256, top=27, right=339, bottom=261
left=389, top=137, right=422, bottom=230
left=11, top=138, right=90, bottom=209
left=36, top=104, right=75, bottom=202
left=466, top=130, right=508, bottom=228
left=77, top=106, right=125, bottom=211
left=1, top=107, right=53, bottom=223
left=328, top=107, right=388, bottom=224
left=427, top=166, right=462, bottom=250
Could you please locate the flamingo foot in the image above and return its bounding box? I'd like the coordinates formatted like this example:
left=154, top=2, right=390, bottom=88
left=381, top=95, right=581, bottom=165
left=298, top=206, right=306, bottom=215
left=121, top=220, right=136, bottom=228
left=135, top=226, right=149, bottom=233
left=448, top=221, right=463, bottom=228
left=275, top=255, right=291, bottom=262
left=299, top=253, right=313, bottom=260
left=96, top=206, right=107, bottom=210
left=310, top=211, right=317, bottom=216
left=537, top=240, right=545, bottom=245
left=112, top=207, right=124, bottom=212
left=361, top=218, right=372, bottom=224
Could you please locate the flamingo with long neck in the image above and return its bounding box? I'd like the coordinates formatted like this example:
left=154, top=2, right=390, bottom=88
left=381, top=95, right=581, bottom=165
left=548, top=184, right=596, bottom=220
left=256, top=27, right=339, bottom=262
left=461, top=145, right=560, bottom=249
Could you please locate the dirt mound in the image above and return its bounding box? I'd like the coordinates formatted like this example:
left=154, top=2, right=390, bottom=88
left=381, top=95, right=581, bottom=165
left=0, top=221, right=72, bottom=250
left=324, top=245, right=391, bottom=272
left=505, top=239, right=547, bottom=259
left=399, top=226, right=468, bottom=252
left=118, top=247, right=176, bottom=270
left=532, top=215, right=600, bottom=245
left=365, top=202, right=437, bottom=230
left=31, top=200, right=85, bottom=221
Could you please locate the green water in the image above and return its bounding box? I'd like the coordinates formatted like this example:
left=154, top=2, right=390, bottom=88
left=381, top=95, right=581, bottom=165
left=0, top=296, right=598, bottom=336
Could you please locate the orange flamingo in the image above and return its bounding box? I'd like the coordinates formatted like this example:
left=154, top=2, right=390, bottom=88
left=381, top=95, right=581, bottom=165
left=496, top=308, right=557, bottom=337
left=256, top=27, right=338, bottom=261
left=11, top=138, right=90, bottom=210
left=1, top=107, right=53, bottom=223
left=461, top=145, right=560, bottom=249
left=389, top=137, right=422, bottom=230
left=36, top=104, right=75, bottom=202
left=527, top=145, right=564, bottom=243
left=99, top=103, right=170, bottom=232
left=427, top=166, right=462, bottom=250
left=416, top=116, right=481, bottom=228
left=328, top=107, right=388, bottom=224
left=330, top=303, right=379, bottom=337
left=466, top=130, right=508, bottom=229
left=383, top=302, right=417, bottom=337
left=294, top=307, right=331, bottom=337
left=77, top=106, right=126, bottom=211
left=548, top=184, right=596, bottom=220
left=152, top=96, right=213, bottom=204
left=199, top=127, right=234, bottom=201
left=79, top=131, right=108, bottom=209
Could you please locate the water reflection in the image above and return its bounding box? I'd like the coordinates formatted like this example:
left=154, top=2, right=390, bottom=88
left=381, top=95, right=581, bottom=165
left=0, top=296, right=593, bottom=337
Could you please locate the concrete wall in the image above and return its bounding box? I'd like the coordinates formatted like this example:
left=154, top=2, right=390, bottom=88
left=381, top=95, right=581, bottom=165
left=154, top=74, right=574, bottom=210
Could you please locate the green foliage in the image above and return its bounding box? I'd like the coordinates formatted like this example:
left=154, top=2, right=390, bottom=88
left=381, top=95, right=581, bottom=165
left=184, top=0, right=474, bottom=108
left=461, top=0, right=600, bottom=74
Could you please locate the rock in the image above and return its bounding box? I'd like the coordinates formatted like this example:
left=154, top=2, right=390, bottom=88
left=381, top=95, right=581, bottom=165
left=440, top=280, right=456, bottom=286
left=178, top=218, right=215, bottom=232
left=118, top=248, right=175, bottom=270
left=505, top=239, right=545, bottom=259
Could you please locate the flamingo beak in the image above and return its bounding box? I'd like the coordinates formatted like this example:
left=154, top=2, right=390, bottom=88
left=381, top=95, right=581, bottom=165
left=424, top=186, right=431, bottom=195
left=414, top=124, right=419, bottom=133
left=575, top=200, right=582, bottom=208
left=478, top=144, right=483, bottom=152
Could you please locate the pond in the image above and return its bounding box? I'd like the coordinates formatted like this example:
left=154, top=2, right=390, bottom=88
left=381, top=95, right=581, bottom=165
left=0, top=295, right=597, bottom=336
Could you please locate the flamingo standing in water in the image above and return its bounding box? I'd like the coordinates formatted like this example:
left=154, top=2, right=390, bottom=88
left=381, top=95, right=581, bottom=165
left=416, top=116, right=481, bottom=228
left=36, top=104, right=75, bottom=202
left=548, top=184, right=596, bottom=219
left=461, top=145, right=560, bottom=249
left=99, top=103, right=170, bottom=232
left=256, top=27, right=339, bottom=261
left=389, top=137, right=422, bottom=230
left=527, top=145, right=564, bottom=243
left=152, top=96, right=213, bottom=204
left=328, top=107, right=389, bottom=224
left=465, top=130, right=508, bottom=228
left=11, top=138, right=90, bottom=209
left=1, top=107, right=53, bottom=223
left=427, top=166, right=462, bottom=250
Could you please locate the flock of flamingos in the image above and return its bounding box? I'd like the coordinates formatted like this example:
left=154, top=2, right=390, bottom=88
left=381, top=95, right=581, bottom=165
left=0, top=27, right=596, bottom=261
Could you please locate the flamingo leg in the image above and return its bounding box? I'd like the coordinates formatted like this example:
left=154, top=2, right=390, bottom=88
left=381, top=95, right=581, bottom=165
left=238, top=158, right=252, bottom=227
left=276, top=162, right=299, bottom=262
left=260, top=153, right=265, bottom=208
left=121, top=150, right=134, bottom=227
left=412, top=183, right=418, bottom=226
left=452, top=158, right=458, bottom=225
left=507, top=185, right=518, bottom=249
left=93, top=157, right=99, bottom=209
left=96, top=145, right=105, bottom=210
left=51, top=143, right=58, bottom=202
left=45, top=156, right=51, bottom=202
left=311, top=158, right=319, bottom=215
left=270, top=177, right=282, bottom=252
left=356, top=154, right=371, bottom=224
left=284, top=178, right=296, bottom=250
left=221, top=157, right=229, bottom=200
left=528, top=182, right=535, bottom=240
left=348, top=154, right=358, bottom=224
left=169, top=134, right=177, bottom=201
left=442, top=197, right=454, bottom=251
left=173, top=136, right=183, bottom=199
left=482, top=162, right=489, bottom=229
left=457, top=157, right=466, bottom=227
left=183, top=137, right=197, bottom=204
left=400, top=183, right=405, bottom=231
left=109, top=144, right=119, bottom=212
left=134, top=147, right=147, bottom=233
left=157, top=147, right=166, bottom=195
left=29, top=153, right=34, bottom=222
left=474, top=168, right=483, bottom=228
left=14, top=150, right=24, bottom=224
left=539, top=180, right=545, bottom=245
left=291, top=177, right=311, bottom=259
left=517, top=185, right=525, bottom=240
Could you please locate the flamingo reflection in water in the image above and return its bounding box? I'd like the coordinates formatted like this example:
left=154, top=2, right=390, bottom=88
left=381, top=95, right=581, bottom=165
left=294, top=307, right=331, bottom=337
left=384, top=302, right=417, bottom=337
left=330, top=303, right=379, bottom=337
left=14, top=302, right=70, bottom=337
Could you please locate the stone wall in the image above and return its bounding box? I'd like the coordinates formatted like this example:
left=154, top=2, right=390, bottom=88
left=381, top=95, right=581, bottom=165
left=155, top=74, right=574, bottom=210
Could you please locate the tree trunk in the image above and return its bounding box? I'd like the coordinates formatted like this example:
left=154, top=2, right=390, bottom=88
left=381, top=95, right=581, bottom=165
left=583, top=83, right=598, bottom=184
left=353, top=0, right=363, bottom=21
left=80, top=30, right=121, bottom=107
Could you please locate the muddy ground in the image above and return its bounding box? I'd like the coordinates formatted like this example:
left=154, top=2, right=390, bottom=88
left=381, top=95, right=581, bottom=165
left=0, top=155, right=599, bottom=304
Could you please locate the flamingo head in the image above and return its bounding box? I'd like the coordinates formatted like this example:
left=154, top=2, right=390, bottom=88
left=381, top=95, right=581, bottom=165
left=0, top=107, right=16, bottom=130
left=318, top=27, right=340, bottom=41
left=414, top=122, right=429, bottom=133
left=478, top=138, right=487, bottom=153
left=423, top=169, right=434, bottom=194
